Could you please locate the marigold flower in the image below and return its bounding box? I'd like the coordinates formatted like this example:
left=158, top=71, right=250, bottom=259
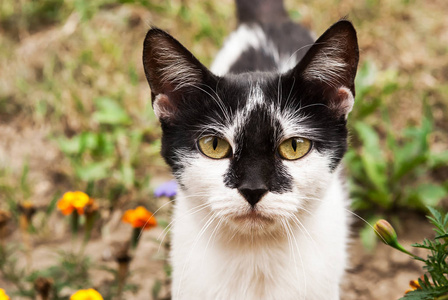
left=0, top=288, right=10, bottom=300
left=57, top=191, right=91, bottom=215
left=70, top=288, right=103, bottom=300
left=122, top=206, right=157, bottom=230
left=405, top=278, right=422, bottom=294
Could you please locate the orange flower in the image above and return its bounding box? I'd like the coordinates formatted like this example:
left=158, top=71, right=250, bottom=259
left=405, top=278, right=422, bottom=294
left=122, top=206, right=157, bottom=230
left=0, top=288, right=10, bottom=300
left=70, top=288, right=103, bottom=300
left=57, top=191, right=91, bottom=215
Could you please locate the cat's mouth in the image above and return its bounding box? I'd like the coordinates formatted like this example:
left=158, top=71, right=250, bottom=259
left=233, top=209, right=274, bottom=224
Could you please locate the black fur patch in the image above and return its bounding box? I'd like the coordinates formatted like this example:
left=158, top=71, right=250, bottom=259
left=142, top=20, right=358, bottom=193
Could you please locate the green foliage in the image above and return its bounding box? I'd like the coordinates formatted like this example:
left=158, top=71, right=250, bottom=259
left=27, top=252, right=92, bottom=299
left=348, top=62, right=447, bottom=250
left=0, top=244, right=29, bottom=296
left=347, top=67, right=448, bottom=211
left=400, top=207, right=448, bottom=299
left=0, top=0, right=66, bottom=36
left=56, top=96, right=159, bottom=204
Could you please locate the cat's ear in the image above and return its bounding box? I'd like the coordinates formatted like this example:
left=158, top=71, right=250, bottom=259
left=142, top=28, right=217, bottom=122
left=293, top=20, right=359, bottom=118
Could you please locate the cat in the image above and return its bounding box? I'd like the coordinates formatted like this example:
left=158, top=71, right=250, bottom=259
left=142, top=0, right=359, bottom=299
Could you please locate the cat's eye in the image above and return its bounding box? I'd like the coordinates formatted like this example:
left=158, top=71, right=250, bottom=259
left=198, top=136, right=232, bottom=159
left=278, top=137, right=312, bottom=160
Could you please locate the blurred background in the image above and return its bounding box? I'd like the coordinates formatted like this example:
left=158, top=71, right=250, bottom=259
left=0, top=0, right=447, bottom=299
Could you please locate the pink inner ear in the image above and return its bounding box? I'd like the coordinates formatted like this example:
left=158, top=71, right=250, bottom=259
left=330, top=87, right=354, bottom=118
left=153, top=94, right=176, bottom=121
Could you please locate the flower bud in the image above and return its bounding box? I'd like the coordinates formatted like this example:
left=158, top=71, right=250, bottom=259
left=374, top=219, right=423, bottom=260
left=34, top=277, right=53, bottom=300
left=0, top=210, right=11, bottom=241
left=374, top=219, right=397, bottom=245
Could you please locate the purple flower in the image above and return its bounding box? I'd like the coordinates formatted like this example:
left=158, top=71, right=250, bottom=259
left=154, top=180, right=178, bottom=198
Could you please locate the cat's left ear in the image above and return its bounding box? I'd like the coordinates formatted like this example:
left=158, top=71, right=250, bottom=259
left=142, top=28, right=217, bottom=123
left=292, top=20, right=359, bottom=118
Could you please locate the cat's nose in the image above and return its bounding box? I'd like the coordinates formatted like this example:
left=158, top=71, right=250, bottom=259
left=238, top=183, right=268, bottom=208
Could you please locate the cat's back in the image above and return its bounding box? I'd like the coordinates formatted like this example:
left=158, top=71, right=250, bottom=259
left=211, top=0, right=314, bottom=76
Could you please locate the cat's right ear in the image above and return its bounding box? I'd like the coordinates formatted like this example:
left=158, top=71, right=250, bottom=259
left=142, top=28, right=216, bottom=123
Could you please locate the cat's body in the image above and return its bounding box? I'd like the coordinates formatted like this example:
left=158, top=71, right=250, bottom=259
left=143, top=1, right=359, bottom=299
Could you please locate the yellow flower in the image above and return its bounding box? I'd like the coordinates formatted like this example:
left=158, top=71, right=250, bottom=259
left=57, top=191, right=91, bottom=215
left=122, top=206, right=157, bottom=230
left=70, top=288, right=103, bottom=300
left=0, top=288, right=10, bottom=300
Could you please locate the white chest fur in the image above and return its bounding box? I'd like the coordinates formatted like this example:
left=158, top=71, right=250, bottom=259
left=170, top=171, right=349, bottom=300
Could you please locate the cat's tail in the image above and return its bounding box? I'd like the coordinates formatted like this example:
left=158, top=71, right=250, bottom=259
left=235, top=0, right=289, bottom=24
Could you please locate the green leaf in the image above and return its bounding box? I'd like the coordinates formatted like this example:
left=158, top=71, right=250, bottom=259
left=429, top=151, right=448, bottom=168
left=354, top=61, right=377, bottom=99
left=57, top=135, right=82, bottom=154
left=92, top=97, right=131, bottom=125
left=412, top=184, right=447, bottom=207
left=46, top=194, right=60, bottom=216
left=152, top=280, right=162, bottom=299
left=435, top=233, right=448, bottom=239
left=119, top=164, right=135, bottom=188
left=392, top=142, right=428, bottom=182
left=354, top=122, right=389, bottom=201
left=355, top=122, right=381, bottom=152
left=427, top=206, right=442, bottom=223
left=75, top=160, right=113, bottom=181
left=400, top=289, right=442, bottom=300
left=366, top=189, right=391, bottom=208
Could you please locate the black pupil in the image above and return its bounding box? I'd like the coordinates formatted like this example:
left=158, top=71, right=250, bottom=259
left=291, top=139, right=297, bottom=152
left=213, top=137, right=218, bottom=150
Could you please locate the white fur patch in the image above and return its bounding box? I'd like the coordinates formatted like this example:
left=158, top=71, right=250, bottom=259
left=171, top=148, right=348, bottom=299
left=210, top=25, right=303, bottom=76
left=247, top=82, right=265, bottom=109
left=210, top=24, right=266, bottom=76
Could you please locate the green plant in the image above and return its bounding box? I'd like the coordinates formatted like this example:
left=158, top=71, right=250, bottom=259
left=346, top=103, right=448, bottom=212
left=374, top=207, right=448, bottom=299
left=56, top=96, right=160, bottom=205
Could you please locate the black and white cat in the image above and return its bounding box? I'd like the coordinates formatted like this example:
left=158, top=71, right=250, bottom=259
left=143, top=0, right=359, bottom=299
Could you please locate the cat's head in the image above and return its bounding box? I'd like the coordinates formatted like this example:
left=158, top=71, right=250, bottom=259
left=143, top=21, right=358, bottom=236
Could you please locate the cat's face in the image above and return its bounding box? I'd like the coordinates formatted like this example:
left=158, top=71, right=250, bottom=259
left=143, top=21, right=359, bottom=236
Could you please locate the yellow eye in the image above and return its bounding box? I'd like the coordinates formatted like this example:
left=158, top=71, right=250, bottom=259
left=278, top=137, right=312, bottom=160
left=198, top=136, right=232, bottom=159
